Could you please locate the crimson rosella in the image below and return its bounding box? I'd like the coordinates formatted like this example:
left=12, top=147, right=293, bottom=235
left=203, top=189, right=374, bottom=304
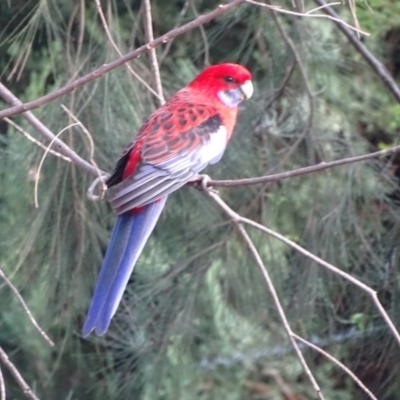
left=83, top=63, right=253, bottom=336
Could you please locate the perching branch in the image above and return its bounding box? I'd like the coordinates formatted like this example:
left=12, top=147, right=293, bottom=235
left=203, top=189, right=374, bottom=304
left=207, top=143, right=400, bottom=187
left=3, top=70, right=400, bottom=195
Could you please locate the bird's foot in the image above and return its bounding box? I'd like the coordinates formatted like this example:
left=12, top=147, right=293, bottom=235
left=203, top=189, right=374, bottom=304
left=188, top=174, right=218, bottom=194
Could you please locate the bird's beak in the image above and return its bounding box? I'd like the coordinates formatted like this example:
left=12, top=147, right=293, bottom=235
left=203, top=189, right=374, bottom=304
left=239, top=80, right=253, bottom=100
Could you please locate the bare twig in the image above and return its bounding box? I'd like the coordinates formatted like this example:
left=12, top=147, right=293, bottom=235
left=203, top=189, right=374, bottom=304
left=0, top=346, right=40, bottom=400
left=61, top=104, right=108, bottom=198
left=34, top=123, right=80, bottom=208
left=206, top=193, right=400, bottom=346
left=293, top=334, right=378, bottom=400
left=207, top=191, right=324, bottom=399
left=314, top=0, right=400, bottom=103
left=142, top=0, right=165, bottom=106
left=94, top=0, right=163, bottom=101
left=291, top=0, right=305, bottom=12
left=4, top=118, right=71, bottom=161
left=0, top=269, right=54, bottom=346
left=60, top=105, right=104, bottom=184
left=245, top=0, right=369, bottom=36
left=0, top=0, right=245, bottom=119
left=34, top=105, right=107, bottom=207
left=0, top=365, right=5, bottom=400
left=206, top=143, right=400, bottom=187
left=0, top=83, right=97, bottom=175
left=347, top=0, right=361, bottom=39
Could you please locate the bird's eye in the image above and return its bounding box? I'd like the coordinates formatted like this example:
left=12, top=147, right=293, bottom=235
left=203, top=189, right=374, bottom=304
left=224, top=76, right=234, bottom=83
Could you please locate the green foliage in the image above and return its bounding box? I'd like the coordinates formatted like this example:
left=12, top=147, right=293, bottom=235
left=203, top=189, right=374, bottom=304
left=1, top=0, right=400, bottom=399
left=357, top=0, right=400, bottom=35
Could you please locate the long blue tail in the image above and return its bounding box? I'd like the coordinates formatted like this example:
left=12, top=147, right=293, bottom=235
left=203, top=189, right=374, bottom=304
left=83, top=196, right=167, bottom=337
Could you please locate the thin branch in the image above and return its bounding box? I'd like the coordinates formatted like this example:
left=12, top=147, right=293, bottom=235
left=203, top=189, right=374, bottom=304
left=93, top=142, right=400, bottom=200
left=4, top=118, right=71, bottom=162
left=291, top=0, right=305, bottom=12
left=245, top=0, right=369, bottom=36
left=293, top=334, right=378, bottom=400
left=60, top=105, right=104, bottom=184
left=0, top=268, right=54, bottom=346
left=0, top=346, right=40, bottom=400
left=34, top=123, right=80, bottom=208
left=207, top=190, right=400, bottom=396
left=205, top=143, right=400, bottom=187
left=94, top=0, right=163, bottom=101
left=0, top=365, right=4, bottom=400
left=0, top=0, right=245, bottom=119
left=347, top=0, right=360, bottom=39
left=34, top=106, right=107, bottom=207
left=244, top=222, right=400, bottom=345
left=0, top=83, right=97, bottom=175
left=314, top=0, right=400, bottom=103
left=142, top=0, right=165, bottom=106
left=207, top=191, right=324, bottom=400
left=206, top=192, right=400, bottom=346
left=5, top=72, right=400, bottom=196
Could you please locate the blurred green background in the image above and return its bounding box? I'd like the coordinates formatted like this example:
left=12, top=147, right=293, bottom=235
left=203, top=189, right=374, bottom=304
left=0, top=0, right=400, bottom=399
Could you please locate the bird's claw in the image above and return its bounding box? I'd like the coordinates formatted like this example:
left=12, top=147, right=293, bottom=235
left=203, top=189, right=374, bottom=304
left=189, top=174, right=218, bottom=194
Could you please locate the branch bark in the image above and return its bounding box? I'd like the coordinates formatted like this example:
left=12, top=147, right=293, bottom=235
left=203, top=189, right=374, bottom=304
left=206, top=143, right=400, bottom=187
left=0, top=0, right=245, bottom=119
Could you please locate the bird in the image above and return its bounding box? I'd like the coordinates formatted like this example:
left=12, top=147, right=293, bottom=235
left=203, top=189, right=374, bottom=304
left=83, top=63, right=253, bottom=336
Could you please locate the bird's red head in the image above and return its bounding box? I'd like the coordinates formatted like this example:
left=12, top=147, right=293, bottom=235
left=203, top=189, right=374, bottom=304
left=187, top=63, right=253, bottom=108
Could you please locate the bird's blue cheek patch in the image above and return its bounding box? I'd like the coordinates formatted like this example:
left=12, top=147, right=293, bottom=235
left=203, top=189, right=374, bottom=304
left=218, top=88, right=245, bottom=108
